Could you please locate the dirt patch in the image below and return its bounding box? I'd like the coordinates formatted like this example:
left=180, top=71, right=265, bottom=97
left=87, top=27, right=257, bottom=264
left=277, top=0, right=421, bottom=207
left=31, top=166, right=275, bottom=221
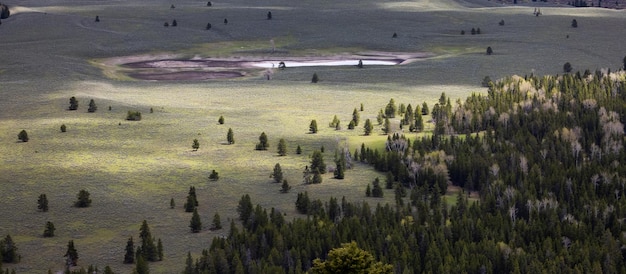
left=98, top=52, right=433, bottom=81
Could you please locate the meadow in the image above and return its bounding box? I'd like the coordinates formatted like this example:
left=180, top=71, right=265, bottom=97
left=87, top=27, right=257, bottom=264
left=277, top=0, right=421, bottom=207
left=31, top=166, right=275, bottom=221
left=0, top=0, right=624, bottom=272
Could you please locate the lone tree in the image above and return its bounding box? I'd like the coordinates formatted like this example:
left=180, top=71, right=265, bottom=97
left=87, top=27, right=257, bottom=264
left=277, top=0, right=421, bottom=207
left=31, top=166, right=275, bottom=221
left=277, top=138, right=287, bottom=156
left=571, top=19, right=578, bottom=28
left=218, top=115, right=224, bottom=124
left=311, top=72, right=319, bottom=83
left=210, top=212, right=222, bottom=230
left=184, top=186, right=198, bottom=212
left=272, top=163, right=283, bottom=184
left=564, top=62, right=573, bottom=73
left=64, top=240, right=79, bottom=267
left=1, top=235, right=19, bottom=263
left=206, top=23, right=212, bottom=30
left=43, top=221, right=55, bottom=237
left=88, top=99, right=97, bottom=113
left=126, top=111, right=142, bottom=121
left=227, top=128, right=235, bottom=144
left=256, top=132, right=269, bottom=150
left=95, top=15, right=99, bottom=22
left=486, top=46, right=493, bottom=55
left=267, top=11, right=272, bottom=20
left=38, top=194, right=49, bottom=212
left=172, top=19, right=177, bottom=26
left=309, top=120, right=318, bottom=134
left=74, top=189, right=91, bottom=208
left=69, top=96, right=79, bottom=110
left=363, top=119, right=373, bottom=136
left=296, top=145, right=302, bottom=154
left=60, top=124, right=67, bottom=132
left=280, top=179, right=291, bottom=193
left=18, top=130, right=29, bottom=142
left=209, top=170, right=219, bottom=181
left=123, top=237, right=135, bottom=264
left=192, top=139, right=200, bottom=151
left=189, top=208, right=202, bottom=233
left=139, top=220, right=159, bottom=262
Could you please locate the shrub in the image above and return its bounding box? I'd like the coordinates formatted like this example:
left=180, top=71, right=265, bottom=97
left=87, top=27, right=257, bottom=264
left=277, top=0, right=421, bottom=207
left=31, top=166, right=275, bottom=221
left=209, top=170, right=219, bottom=181
left=224, top=18, right=228, bottom=24
left=18, top=130, right=28, bottom=142
left=126, top=111, right=142, bottom=121
left=563, top=62, right=573, bottom=73
left=571, top=19, right=578, bottom=28
left=95, top=15, right=100, bottom=22
left=88, top=99, right=97, bottom=113
left=207, top=1, right=212, bottom=6
left=164, top=22, right=169, bottom=27
left=461, top=30, right=465, bottom=35
left=60, top=124, right=67, bottom=132
left=499, top=19, right=504, bottom=26
left=486, top=46, right=493, bottom=55
left=482, top=76, right=492, bottom=87
left=206, top=23, right=212, bottom=30
left=43, top=221, right=55, bottom=237
left=392, top=32, right=397, bottom=38
left=218, top=115, right=224, bottom=124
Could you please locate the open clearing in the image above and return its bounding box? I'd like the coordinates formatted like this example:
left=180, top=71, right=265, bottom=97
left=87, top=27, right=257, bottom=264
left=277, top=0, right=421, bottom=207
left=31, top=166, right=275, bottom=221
left=0, top=0, right=624, bottom=272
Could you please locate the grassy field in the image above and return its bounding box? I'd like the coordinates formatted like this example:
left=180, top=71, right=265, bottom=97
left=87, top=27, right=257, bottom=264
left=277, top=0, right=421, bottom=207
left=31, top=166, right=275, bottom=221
left=0, top=0, right=624, bottom=272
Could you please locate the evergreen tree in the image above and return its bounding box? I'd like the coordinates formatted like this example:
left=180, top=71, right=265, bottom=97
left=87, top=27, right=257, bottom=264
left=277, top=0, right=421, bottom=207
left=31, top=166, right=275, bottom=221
left=623, top=55, right=626, bottom=70
left=564, top=62, right=573, bottom=73
left=183, top=252, right=193, bottom=274
left=60, top=124, right=67, bottom=132
left=237, top=194, right=253, bottom=226
left=383, top=117, right=391, bottom=134
left=170, top=198, right=175, bottom=209
left=486, top=46, right=493, bottom=55
left=280, top=179, right=291, bottom=193
left=348, top=120, right=356, bottom=130
left=277, top=138, right=287, bottom=156
left=138, top=220, right=157, bottom=262
left=272, top=163, right=283, bottom=183
left=0, top=235, right=19, bottom=263
left=124, top=237, right=135, bottom=264
left=366, top=184, right=372, bottom=197
left=364, top=119, right=373, bottom=136
left=103, top=266, right=114, bottom=274
left=211, top=212, right=222, bottom=230
left=352, top=108, right=360, bottom=126
left=372, top=179, right=384, bottom=197
left=296, top=145, right=302, bottom=154
left=311, top=242, right=393, bottom=274
left=385, top=98, right=397, bottom=118
left=156, top=238, right=163, bottom=261
left=87, top=99, right=97, bottom=113
left=74, top=189, right=91, bottom=208
left=309, top=120, right=318, bottom=133
left=571, top=18, right=578, bottom=27
left=190, top=208, right=202, bottom=233
left=192, top=139, right=200, bottom=151
left=414, top=109, right=424, bottom=132
left=43, top=221, right=55, bottom=237
left=312, top=169, right=323, bottom=184
left=421, top=102, right=429, bottom=115
left=38, top=194, right=49, bottom=212
left=256, top=132, right=269, bottom=150
left=227, top=128, right=234, bottom=144
left=310, top=150, right=326, bottom=174
left=311, top=73, right=319, bottom=83
left=334, top=151, right=345, bottom=179
left=184, top=186, right=198, bottom=212
left=133, top=255, right=149, bottom=274
left=218, top=115, right=224, bottom=124
left=208, top=170, right=219, bottom=181
left=17, top=130, right=28, bottom=142
left=69, top=96, right=79, bottom=110
left=64, top=240, right=78, bottom=267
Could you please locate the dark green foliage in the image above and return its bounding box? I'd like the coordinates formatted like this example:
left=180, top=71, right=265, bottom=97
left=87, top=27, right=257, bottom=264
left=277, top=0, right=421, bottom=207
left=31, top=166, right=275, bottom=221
left=348, top=120, right=355, bottom=129
left=311, top=72, right=319, bottom=83
left=17, top=130, right=28, bottom=142
left=499, top=19, right=504, bottom=26
left=69, top=96, right=78, bottom=110
left=170, top=198, right=175, bottom=209
left=310, top=150, right=326, bottom=174
left=271, top=163, right=283, bottom=183
left=421, top=102, right=429, bottom=115
left=164, top=22, right=169, bottom=27
left=184, top=186, right=198, bottom=212
left=218, top=115, right=224, bottom=124
left=138, top=220, right=158, bottom=262
left=385, top=172, right=394, bottom=189
left=309, top=119, right=318, bottom=133
left=564, top=62, right=573, bottom=72
left=277, top=138, right=287, bottom=156
left=208, top=169, right=219, bottom=181
left=124, top=237, right=135, bottom=264
left=334, top=149, right=346, bottom=179
left=486, top=46, right=493, bottom=55
left=156, top=239, right=163, bottom=261
left=103, top=266, right=113, bottom=274
left=365, top=184, right=371, bottom=197
left=206, top=22, right=211, bottom=30
left=237, top=194, right=253, bottom=226
left=171, top=19, right=177, bottom=26
left=384, top=98, right=397, bottom=118
left=43, top=221, right=55, bottom=237
left=382, top=117, right=391, bottom=134
left=377, top=110, right=384, bottom=125
left=190, top=208, right=202, bottom=233
left=226, top=128, right=234, bottom=144
left=0, top=235, right=19, bottom=263
left=371, top=179, right=383, bottom=197
left=267, top=11, right=272, bottom=20
left=95, top=15, right=99, bottom=22
left=295, top=192, right=310, bottom=214
left=87, top=99, right=97, bottom=113
left=38, top=194, right=49, bottom=212
left=280, top=179, right=291, bottom=193
left=312, top=169, right=322, bottom=184
left=64, top=240, right=78, bottom=267
left=296, top=145, right=302, bottom=154
left=74, top=189, right=91, bottom=208
left=571, top=18, right=578, bottom=27
left=126, top=111, right=142, bottom=121
left=60, top=124, right=67, bottom=132
left=256, top=132, right=269, bottom=150
left=134, top=255, right=149, bottom=274
left=211, top=212, right=222, bottom=230
left=192, top=139, right=199, bottom=151
left=311, top=242, right=393, bottom=274
left=149, top=107, right=153, bottom=113
left=363, top=119, right=373, bottom=135
left=481, top=76, right=492, bottom=87
left=392, top=32, right=397, bottom=38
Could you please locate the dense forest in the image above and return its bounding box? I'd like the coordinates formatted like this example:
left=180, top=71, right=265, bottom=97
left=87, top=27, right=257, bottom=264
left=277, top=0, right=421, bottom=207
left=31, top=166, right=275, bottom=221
left=182, top=69, right=626, bottom=273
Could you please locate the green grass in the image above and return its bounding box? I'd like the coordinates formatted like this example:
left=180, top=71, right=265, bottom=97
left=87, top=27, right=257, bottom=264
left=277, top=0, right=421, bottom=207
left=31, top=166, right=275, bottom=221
left=0, top=0, right=624, bottom=272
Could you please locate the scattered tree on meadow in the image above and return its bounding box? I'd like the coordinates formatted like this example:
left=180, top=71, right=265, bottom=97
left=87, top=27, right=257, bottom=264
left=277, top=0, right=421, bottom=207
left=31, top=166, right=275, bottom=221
left=224, top=18, right=228, bottom=24
left=207, top=1, right=212, bottom=6
left=170, top=198, right=175, bottom=209
left=476, top=27, right=481, bottom=34
left=88, top=99, right=97, bottom=113
left=277, top=138, right=287, bottom=156
left=64, top=240, right=78, bottom=267
left=95, top=15, right=99, bottom=22
left=384, top=98, right=397, bottom=118
left=382, top=117, right=391, bottom=134
left=184, top=186, right=198, bottom=212
left=364, top=119, right=373, bottom=136
left=192, top=139, right=200, bottom=151
left=499, top=19, right=505, bottom=26
left=267, top=11, right=272, bottom=20
left=134, top=255, right=149, bottom=274
left=311, top=242, right=393, bottom=274
left=352, top=108, right=360, bottom=126
left=156, top=239, right=163, bottom=261
left=60, top=124, right=67, bottom=132
left=280, top=179, right=291, bottom=193
left=296, top=145, right=302, bottom=154
left=17, top=130, right=28, bottom=142
left=563, top=62, right=573, bottom=73
left=372, top=178, right=384, bottom=197
left=392, top=32, right=398, bottom=38
left=348, top=120, right=356, bottom=129
left=74, top=189, right=91, bottom=208
left=138, top=220, right=159, bottom=262
left=421, top=102, right=429, bottom=115
left=218, top=115, right=224, bottom=124
left=126, top=111, right=142, bottom=121
left=124, top=237, right=135, bottom=264
left=357, top=60, right=363, bottom=68
left=226, top=128, right=234, bottom=144
left=164, top=21, right=169, bottom=27
left=237, top=194, right=253, bottom=227
left=312, top=169, right=323, bottom=184
left=209, top=170, right=219, bottom=181
left=206, top=23, right=211, bottom=30
left=482, top=76, right=492, bottom=87
left=256, top=132, right=269, bottom=150
left=334, top=150, right=346, bottom=179
left=211, top=212, right=222, bottom=230
left=0, top=235, right=19, bottom=263
left=571, top=19, right=578, bottom=28
left=69, top=96, right=79, bottom=110
left=272, top=163, right=283, bottom=183
left=309, top=120, right=318, bottom=134
left=190, top=208, right=202, bottom=233
left=377, top=110, right=384, bottom=125
left=471, top=27, right=476, bottom=35
left=365, top=184, right=371, bottom=197
left=486, top=46, right=493, bottom=55
left=172, top=19, right=177, bottom=27
left=310, top=150, right=326, bottom=174
left=461, top=30, right=465, bottom=35
left=38, top=194, right=49, bottom=212
left=311, top=73, right=319, bottom=83
left=43, top=221, right=55, bottom=237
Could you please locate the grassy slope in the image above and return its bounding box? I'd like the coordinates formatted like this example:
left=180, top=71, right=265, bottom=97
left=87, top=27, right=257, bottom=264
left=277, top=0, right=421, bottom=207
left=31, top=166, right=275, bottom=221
left=0, top=0, right=624, bottom=272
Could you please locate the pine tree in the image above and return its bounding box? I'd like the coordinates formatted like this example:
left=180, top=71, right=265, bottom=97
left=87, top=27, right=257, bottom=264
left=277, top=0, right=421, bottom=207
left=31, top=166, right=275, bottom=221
left=69, top=96, right=79, bottom=110
left=124, top=237, right=135, bottom=264
left=311, top=73, right=319, bottom=83
left=296, top=145, right=302, bottom=154
left=87, top=99, right=97, bottom=113
left=103, top=266, right=114, bottom=274
left=271, top=163, right=284, bottom=183
left=64, top=240, right=78, bottom=267
left=38, top=194, right=49, bottom=212
left=139, top=220, right=157, bottom=262
left=237, top=194, right=253, bottom=226
left=183, top=252, right=194, bottom=274
left=17, top=130, right=28, bottom=142
left=312, top=169, right=323, bottom=184
left=192, top=139, right=200, bottom=151
left=277, top=138, right=287, bottom=156
left=372, top=178, right=384, bottom=197
left=309, top=120, right=318, bottom=133
left=0, top=235, right=19, bottom=263
left=190, top=208, right=202, bottom=233
left=170, top=198, right=175, bottom=209
left=227, top=128, right=235, bottom=144
left=134, top=255, right=149, bottom=274
left=256, top=132, right=269, bottom=150
left=383, top=117, right=391, bottom=134
left=156, top=239, right=163, bottom=261
left=334, top=151, right=345, bottom=179
left=310, top=150, right=326, bottom=174
left=209, top=170, right=219, bottom=181
left=184, top=186, right=198, bottom=212
left=74, top=189, right=91, bottom=208
left=364, top=119, right=373, bottom=136
left=280, top=179, right=291, bottom=193
left=365, top=184, right=372, bottom=197
left=60, top=124, right=67, bottom=132
left=43, top=221, right=55, bottom=237
left=352, top=108, right=360, bottom=126
left=218, top=115, right=224, bottom=124
left=422, top=102, right=429, bottom=115
left=211, top=212, right=222, bottom=230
